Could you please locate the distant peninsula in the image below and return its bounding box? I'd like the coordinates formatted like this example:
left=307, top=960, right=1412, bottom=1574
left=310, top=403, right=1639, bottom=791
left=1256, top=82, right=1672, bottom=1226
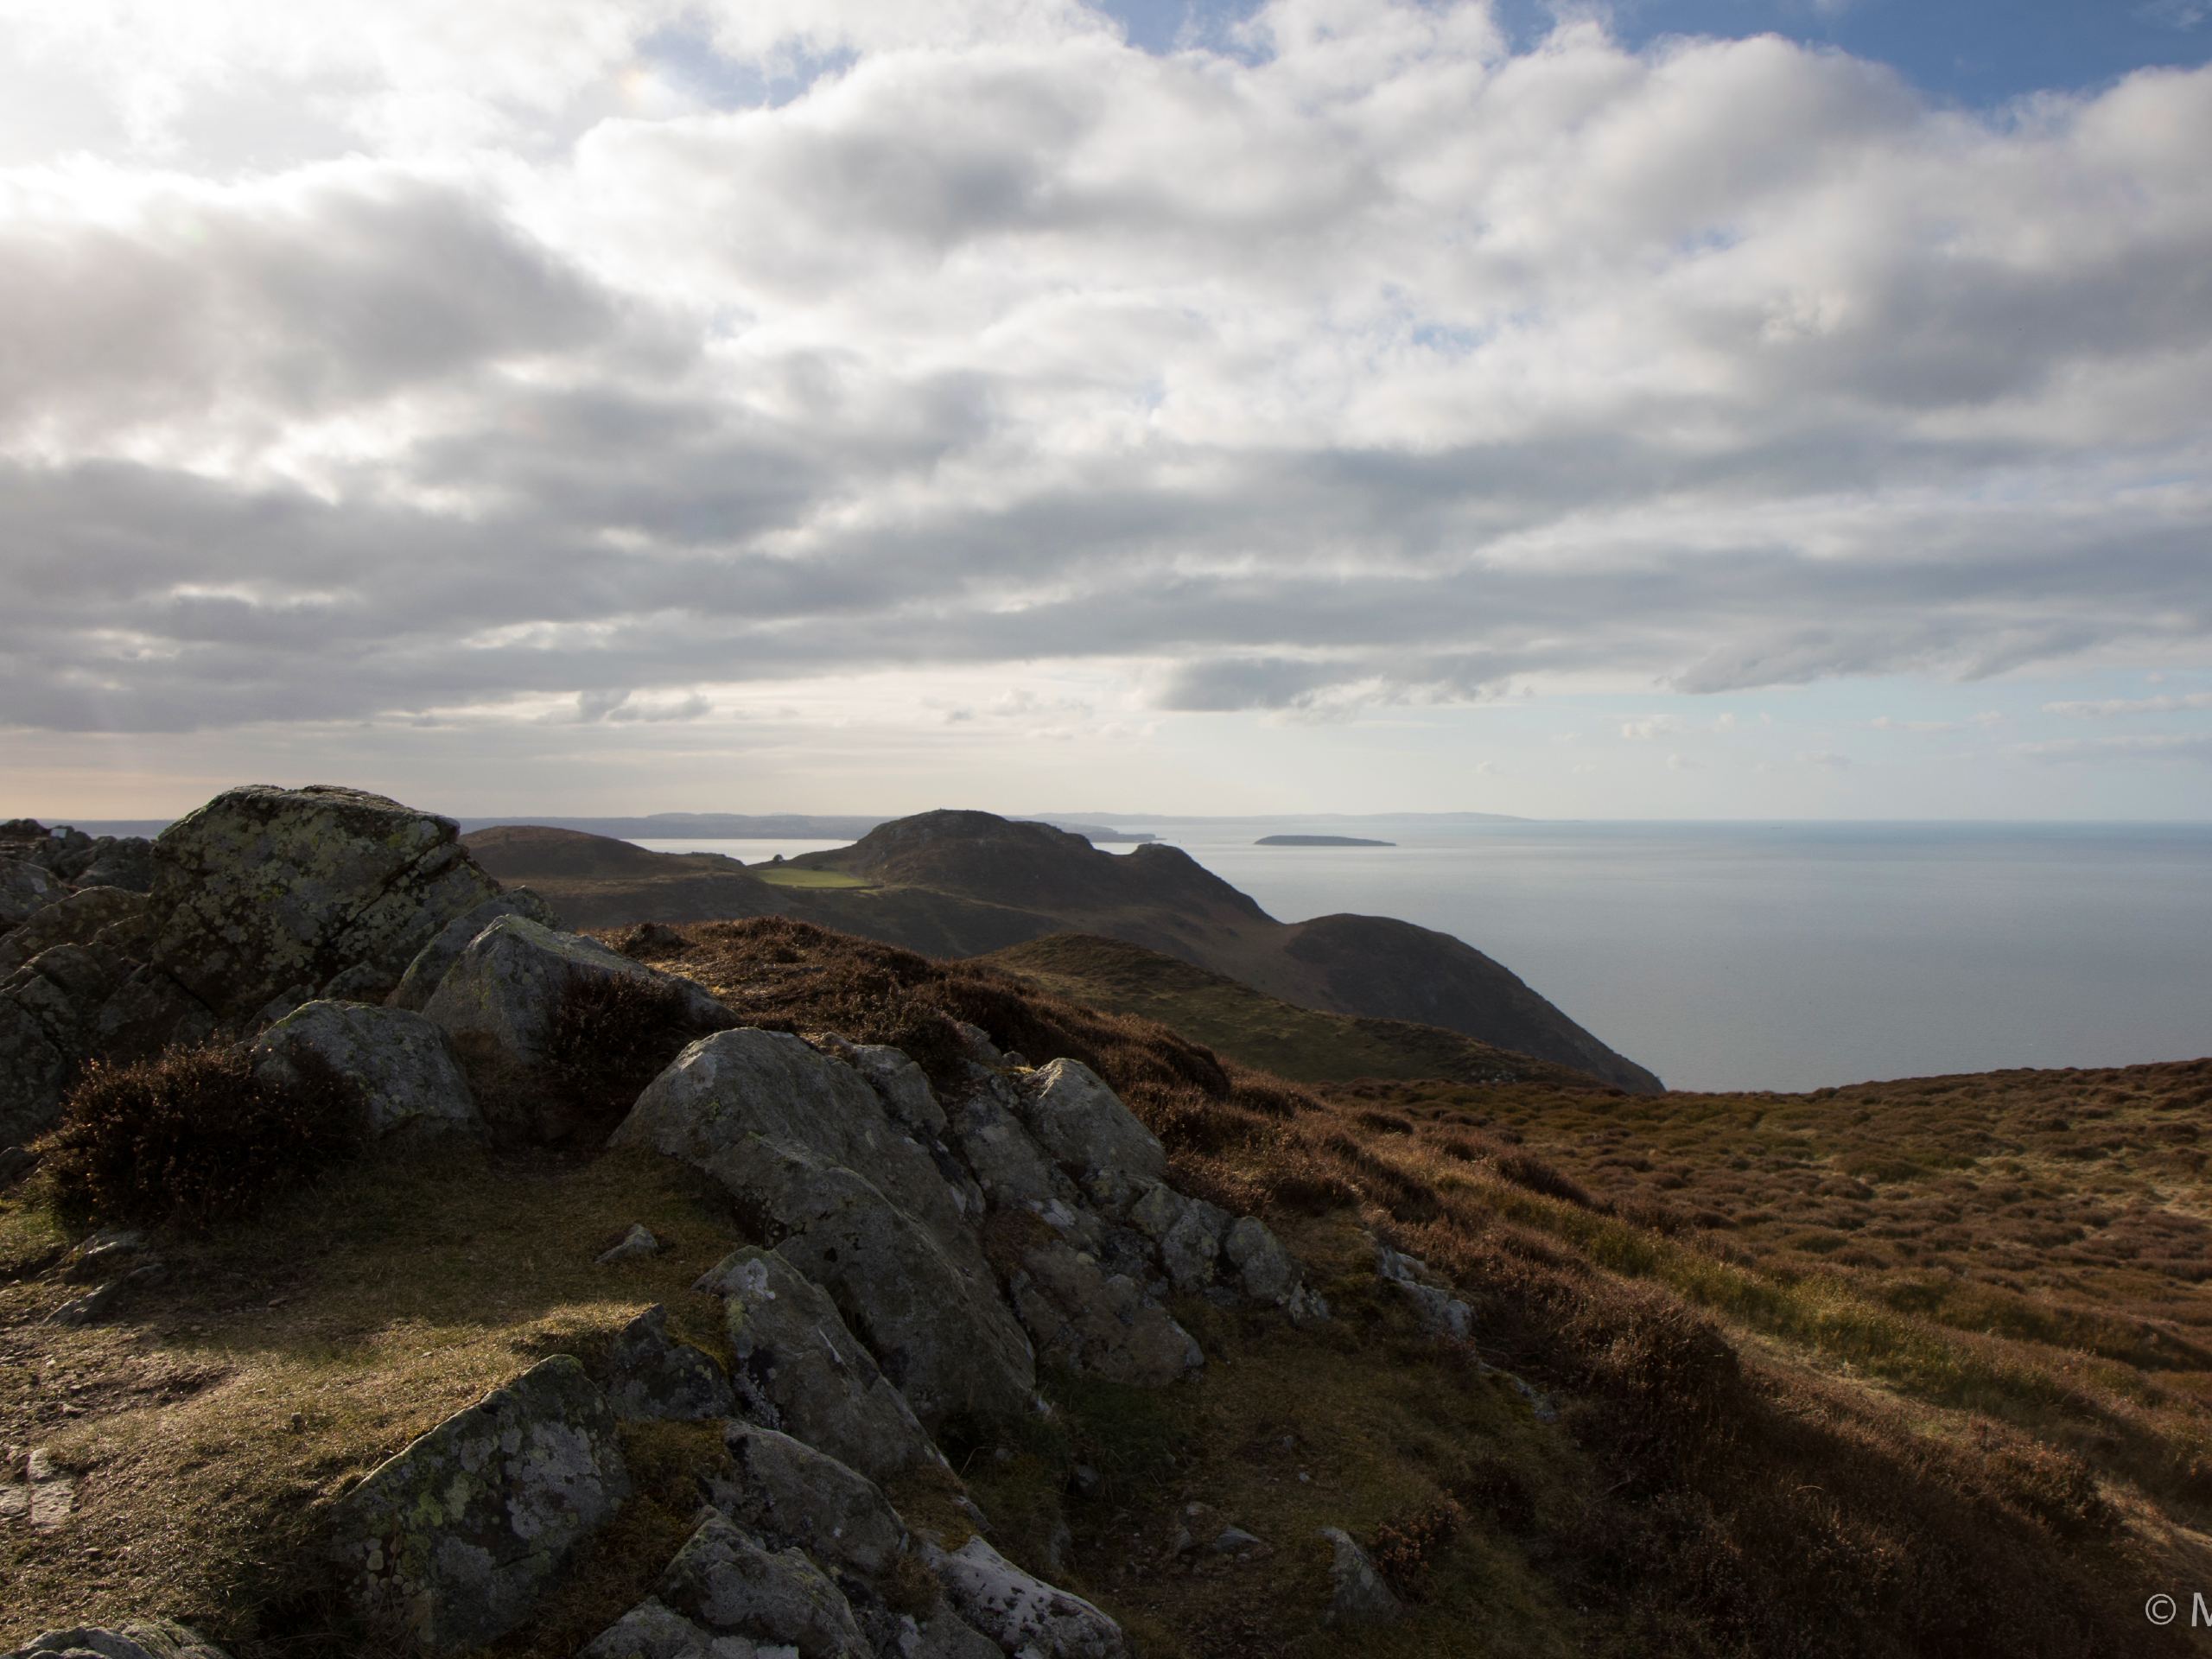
left=1255, top=833, right=1395, bottom=847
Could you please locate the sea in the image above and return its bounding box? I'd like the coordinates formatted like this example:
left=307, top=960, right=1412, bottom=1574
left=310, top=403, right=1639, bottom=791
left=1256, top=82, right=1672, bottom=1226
left=632, top=823, right=2212, bottom=1094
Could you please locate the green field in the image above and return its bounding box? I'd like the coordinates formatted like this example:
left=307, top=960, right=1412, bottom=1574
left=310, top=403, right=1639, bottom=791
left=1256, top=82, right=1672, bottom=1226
left=748, top=865, right=874, bottom=889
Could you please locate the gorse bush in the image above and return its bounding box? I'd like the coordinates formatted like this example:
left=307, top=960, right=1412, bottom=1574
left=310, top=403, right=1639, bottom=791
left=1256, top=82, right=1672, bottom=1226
left=38, top=1042, right=361, bottom=1229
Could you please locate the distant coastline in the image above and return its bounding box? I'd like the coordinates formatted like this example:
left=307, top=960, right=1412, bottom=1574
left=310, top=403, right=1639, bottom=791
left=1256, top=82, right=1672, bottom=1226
left=1255, top=834, right=1395, bottom=847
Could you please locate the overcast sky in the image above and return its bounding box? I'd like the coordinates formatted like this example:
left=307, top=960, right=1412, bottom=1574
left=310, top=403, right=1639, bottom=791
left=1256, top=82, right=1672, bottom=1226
left=1, top=0, right=2208, bottom=821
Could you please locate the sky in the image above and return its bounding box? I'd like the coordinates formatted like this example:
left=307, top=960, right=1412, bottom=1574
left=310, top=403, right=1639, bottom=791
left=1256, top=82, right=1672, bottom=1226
left=0, top=1, right=2208, bottom=821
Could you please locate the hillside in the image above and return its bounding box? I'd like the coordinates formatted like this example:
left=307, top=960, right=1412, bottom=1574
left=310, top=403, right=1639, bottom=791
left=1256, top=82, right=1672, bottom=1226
left=8, top=852, right=2205, bottom=1656
left=815, top=814, right=1662, bottom=1093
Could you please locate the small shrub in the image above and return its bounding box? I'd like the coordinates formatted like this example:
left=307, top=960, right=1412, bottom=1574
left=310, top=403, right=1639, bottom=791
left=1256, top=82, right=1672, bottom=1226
left=543, top=971, right=728, bottom=1135
left=1369, top=1495, right=1466, bottom=1599
left=38, top=1042, right=360, bottom=1229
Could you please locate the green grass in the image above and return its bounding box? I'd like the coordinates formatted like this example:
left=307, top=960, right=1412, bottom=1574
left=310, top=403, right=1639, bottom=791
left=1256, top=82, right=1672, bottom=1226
left=749, top=866, right=874, bottom=890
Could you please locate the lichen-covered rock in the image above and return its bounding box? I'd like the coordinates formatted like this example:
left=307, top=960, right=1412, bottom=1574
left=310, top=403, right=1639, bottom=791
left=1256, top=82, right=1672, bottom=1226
left=1008, top=1240, right=1203, bottom=1387
left=945, top=1076, right=1075, bottom=1219
left=1016, top=1060, right=1166, bottom=1205
left=1374, top=1241, right=1471, bottom=1340
left=928, top=1536, right=1130, bottom=1659
left=0, top=856, right=64, bottom=930
left=602, top=1305, right=737, bottom=1422
left=616, top=1030, right=1033, bottom=1430
left=708, top=1421, right=908, bottom=1579
left=597, top=1222, right=663, bottom=1265
left=2, top=1621, right=231, bottom=1659
left=826, top=1039, right=948, bottom=1136
left=147, top=785, right=500, bottom=1024
left=0, top=887, right=146, bottom=977
left=388, top=889, right=557, bottom=1012
left=575, top=1598, right=717, bottom=1659
left=656, top=1510, right=872, bottom=1658
left=696, top=1248, right=940, bottom=1482
left=251, top=1000, right=480, bottom=1139
left=326, top=1354, right=630, bottom=1652
left=1319, top=1527, right=1402, bottom=1627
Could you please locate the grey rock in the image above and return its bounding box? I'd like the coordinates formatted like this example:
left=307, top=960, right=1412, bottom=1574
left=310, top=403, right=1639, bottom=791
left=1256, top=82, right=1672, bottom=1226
left=0, top=887, right=146, bottom=977
left=0, top=1144, right=35, bottom=1186
left=616, top=1030, right=1033, bottom=1431
left=893, top=1612, right=1001, bottom=1659
left=0, top=855, right=64, bottom=930
left=93, top=963, right=217, bottom=1065
left=1016, top=1059, right=1166, bottom=1200
left=3, top=1622, right=230, bottom=1659
left=828, top=1039, right=947, bottom=1136
left=0, top=1446, right=77, bottom=1530
left=657, top=1510, right=871, bottom=1658
left=944, top=1075, right=1071, bottom=1217
left=76, top=836, right=156, bottom=894
left=65, top=1227, right=149, bottom=1281
left=390, top=888, right=557, bottom=1012
left=1224, top=1216, right=1307, bottom=1309
left=1157, top=1198, right=1230, bottom=1294
left=709, top=1421, right=907, bottom=1578
left=326, top=1354, right=630, bottom=1652
left=928, top=1536, right=1129, bottom=1659
left=1007, top=1239, right=1202, bottom=1387
left=1319, top=1527, right=1402, bottom=1628
left=599, top=1223, right=664, bottom=1264
left=251, top=1000, right=480, bottom=1139
left=430, top=914, right=725, bottom=1064
left=603, top=1305, right=737, bottom=1422
left=147, top=784, right=501, bottom=1027
left=46, top=1262, right=166, bottom=1327
left=1125, top=1182, right=1185, bottom=1243
left=696, top=1248, right=940, bottom=1482
left=0, top=985, right=75, bottom=1149
left=576, top=1598, right=734, bottom=1659
left=1375, top=1240, right=1471, bottom=1341
left=1211, top=1526, right=1264, bottom=1554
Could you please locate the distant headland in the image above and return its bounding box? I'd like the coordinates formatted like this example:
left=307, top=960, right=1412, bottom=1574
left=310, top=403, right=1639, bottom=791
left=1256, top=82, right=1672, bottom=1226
left=1255, top=834, right=1395, bottom=847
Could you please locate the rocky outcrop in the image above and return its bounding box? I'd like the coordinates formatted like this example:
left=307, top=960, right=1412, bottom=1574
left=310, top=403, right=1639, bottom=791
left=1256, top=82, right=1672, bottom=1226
left=930, top=1535, right=1131, bottom=1659
left=387, top=889, right=556, bottom=1012
left=1007, top=1238, right=1203, bottom=1386
left=696, top=1249, right=941, bottom=1482
left=325, top=1355, right=630, bottom=1652
left=708, top=1422, right=908, bottom=1579
left=0, top=887, right=144, bottom=977
left=2, top=1623, right=230, bottom=1659
left=600, top=1305, right=737, bottom=1422
left=615, top=1029, right=1034, bottom=1430
left=149, top=785, right=501, bottom=1025
left=250, top=1001, right=480, bottom=1140
left=596, top=1512, right=872, bottom=1659
left=0, top=857, right=67, bottom=930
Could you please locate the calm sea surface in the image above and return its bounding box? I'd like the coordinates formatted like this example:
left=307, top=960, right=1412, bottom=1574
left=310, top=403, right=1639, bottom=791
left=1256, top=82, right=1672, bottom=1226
left=633, top=823, right=2212, bottom=1094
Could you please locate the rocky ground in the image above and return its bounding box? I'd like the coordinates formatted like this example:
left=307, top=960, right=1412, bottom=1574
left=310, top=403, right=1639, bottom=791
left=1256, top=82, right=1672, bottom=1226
left=0, top=787, right=1390, bottom=1659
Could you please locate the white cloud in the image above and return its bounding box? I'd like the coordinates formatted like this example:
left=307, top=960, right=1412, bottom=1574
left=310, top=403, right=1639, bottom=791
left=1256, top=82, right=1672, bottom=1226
left=2043, top=690, right=2212, bottom=716
left=0, top=3, right=2209, bottom=767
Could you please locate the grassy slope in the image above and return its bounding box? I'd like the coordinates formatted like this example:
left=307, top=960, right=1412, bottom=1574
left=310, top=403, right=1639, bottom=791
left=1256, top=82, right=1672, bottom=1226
left=990, top=932, right=1604, bottom=1090
left=4, top=915, right=2208, bottom=1658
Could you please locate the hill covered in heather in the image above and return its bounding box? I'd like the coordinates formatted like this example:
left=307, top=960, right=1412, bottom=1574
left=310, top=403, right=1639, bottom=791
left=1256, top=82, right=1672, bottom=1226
left=467, top=810, right=1662, bottom=1094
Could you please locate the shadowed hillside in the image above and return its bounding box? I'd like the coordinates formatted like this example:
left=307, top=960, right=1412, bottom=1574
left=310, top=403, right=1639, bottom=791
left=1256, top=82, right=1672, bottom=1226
left=472, top=811, right=1662, bottom=1093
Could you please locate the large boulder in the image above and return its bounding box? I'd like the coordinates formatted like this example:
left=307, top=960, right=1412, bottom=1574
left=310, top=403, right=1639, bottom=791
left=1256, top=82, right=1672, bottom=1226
left=76, top=836, right=156, bottom=893
left=388, top=889, right=556, bottom=1012
left=3, top=1623, right=231, bottom=1659
left=709, top=1422, right=908, bottom=1579
left=928, top=1536, right=1130, bottom=1659
left=146, top=785, right=500, bottom=1025
left=325, top=1354, right=630, bottom=1652
left=249, top=1000, right=480, bottom=1140
left=601, top=1305, right=737, bottom=1422
left=616, top=1030, right=1034, bottom=1430
left=696, top=1248, right=940, bottom=1482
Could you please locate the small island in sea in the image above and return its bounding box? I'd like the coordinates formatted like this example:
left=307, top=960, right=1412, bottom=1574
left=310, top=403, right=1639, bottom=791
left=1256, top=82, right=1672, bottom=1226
left=1255, top=833, right=1396, bottom=847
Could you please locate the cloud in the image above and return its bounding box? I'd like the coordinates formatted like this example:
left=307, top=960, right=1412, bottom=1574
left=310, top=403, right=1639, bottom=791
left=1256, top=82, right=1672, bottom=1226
left=1870, top=712, right=2004, bottom=733
left=2042, top=690, right=2212, bottom=717
left=2017, top=732, right=2212, bottom=764
left=1797, top=750, right=1853, bottom=769
left=0, top=6, right=2209, bottom=747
